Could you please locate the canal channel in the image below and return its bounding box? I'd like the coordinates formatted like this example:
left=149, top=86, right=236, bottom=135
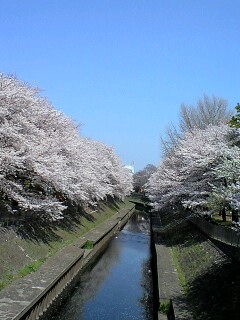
left=48, top=211, right=154, bottom=320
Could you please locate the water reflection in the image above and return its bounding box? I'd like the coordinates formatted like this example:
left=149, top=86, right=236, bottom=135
left=52, top=211, right=153, bottom=320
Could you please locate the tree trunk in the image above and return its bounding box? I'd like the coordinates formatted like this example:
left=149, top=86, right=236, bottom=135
left=222, top=207, right=226, bottom=222
left=232, top=209, right=239, bottom=222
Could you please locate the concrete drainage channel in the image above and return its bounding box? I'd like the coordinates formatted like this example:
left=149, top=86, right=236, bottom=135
left=0, top=205, right=135, bottom=320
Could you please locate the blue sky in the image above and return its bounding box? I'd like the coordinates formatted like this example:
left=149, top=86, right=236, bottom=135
left=1, top=1, right=240, bottom=171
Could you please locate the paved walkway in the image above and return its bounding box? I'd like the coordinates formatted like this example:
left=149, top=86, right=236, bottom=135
left=152, top=212, right=192, bottom=320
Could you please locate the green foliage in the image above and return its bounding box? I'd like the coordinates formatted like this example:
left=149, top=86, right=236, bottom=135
left=171, top=247, right=187, bottom=291
left=206, top=183, right=229, bottom=212
left=229, top=103, right=240, bottom=128
left=83, top=240, right=94, bottom=249
left=170, top=226, right=213, bottom=286
left=211, top=213, right=232, bottom=226
left=18, top=259, right=46, bottom=277
left=0, top=259, right=46, bottom=290
left=159, top=300, right=171, bottom=314
left=206, top=158, right=240, bottom=220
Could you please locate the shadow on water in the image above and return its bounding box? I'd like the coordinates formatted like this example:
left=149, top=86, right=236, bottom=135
left=140, top=258, right=154, bottom=320
left=48, top=211, right=154, bottom=320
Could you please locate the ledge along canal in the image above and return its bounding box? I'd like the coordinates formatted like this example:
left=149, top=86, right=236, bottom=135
left=47, top=210, right=154, bottom=320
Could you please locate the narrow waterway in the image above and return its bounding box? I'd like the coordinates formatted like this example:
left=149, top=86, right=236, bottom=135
left=50, top=211, right=153, bottom=320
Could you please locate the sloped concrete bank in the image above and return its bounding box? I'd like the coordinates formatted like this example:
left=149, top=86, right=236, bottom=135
left=0, top=205, right=135, bottom=320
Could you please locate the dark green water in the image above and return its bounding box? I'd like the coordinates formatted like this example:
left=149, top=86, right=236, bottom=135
left=51, top=211, right=153, bottom=319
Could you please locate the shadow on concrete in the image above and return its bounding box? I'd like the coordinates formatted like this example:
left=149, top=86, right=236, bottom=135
left=155, top=209, right=240, bottom=320
left=103, top=196, right=121, bottom=211
left=0, top=198, right=122, bottom=244
left=15, top=219, right=61, bottom=244
left=153, top=210, right=206, bottom=249
left=185, top=259, right=240, bottom=320
left=14, top=205, right=93, bottom=244
left=0, top=203, right=95, bottom=244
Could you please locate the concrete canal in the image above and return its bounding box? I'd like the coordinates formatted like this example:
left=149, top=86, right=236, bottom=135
left=48, top=211, right=153, bottom=320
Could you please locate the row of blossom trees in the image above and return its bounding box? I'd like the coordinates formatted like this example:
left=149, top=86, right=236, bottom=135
left=133, top=164, right=157, bottom=192
left=0, top=73, right=133, bottom=220
left=146, top=95, right=240, bottom=222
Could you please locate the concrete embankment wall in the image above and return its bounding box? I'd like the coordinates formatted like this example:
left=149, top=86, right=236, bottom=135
left=151, top=211, right=192, bottom=320
left=151, top=210, right=238, bottom=320
left=0, top=205, right=135, bottom=320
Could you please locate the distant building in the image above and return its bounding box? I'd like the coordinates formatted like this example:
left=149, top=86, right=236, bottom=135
left=124, top=164, right=135, bottom=174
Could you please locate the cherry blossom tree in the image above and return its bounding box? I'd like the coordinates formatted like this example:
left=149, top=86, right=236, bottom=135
left=146, top=124, right=234, bottom=213
left=133, top=164, right=157, bottom=192
left=147, top=95, right=234, bottom=216
left=0, top=73, right=133, bottom=220
left=205, top=132, right=240, bottom=221
left=161, top=95, right=231, bottom=157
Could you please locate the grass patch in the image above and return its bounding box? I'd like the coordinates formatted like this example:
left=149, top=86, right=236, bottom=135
left=171, top=237, right=213, bottom=286
left=167, top=223, right=213, bottom=286
left=83, top=240, right=94, bottom=249
left=0, top=259, right=46, bottom=290
left=165, top=219, right=230, bottom=318
left=211, top=213, right=232, bottom=227
left=159, top=299, right=171, bottom=314
left=171, top=247, right=187, bottom=292
left=18, top=259, right=46, bottom=277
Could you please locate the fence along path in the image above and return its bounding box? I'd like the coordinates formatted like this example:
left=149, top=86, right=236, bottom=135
left=189, top=216, right=240, bottom=247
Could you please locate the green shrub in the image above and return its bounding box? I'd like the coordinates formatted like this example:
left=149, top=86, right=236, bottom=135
left=83, top=240, right=94, bottom=249
left=159, top=300, right=171, bottom=314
